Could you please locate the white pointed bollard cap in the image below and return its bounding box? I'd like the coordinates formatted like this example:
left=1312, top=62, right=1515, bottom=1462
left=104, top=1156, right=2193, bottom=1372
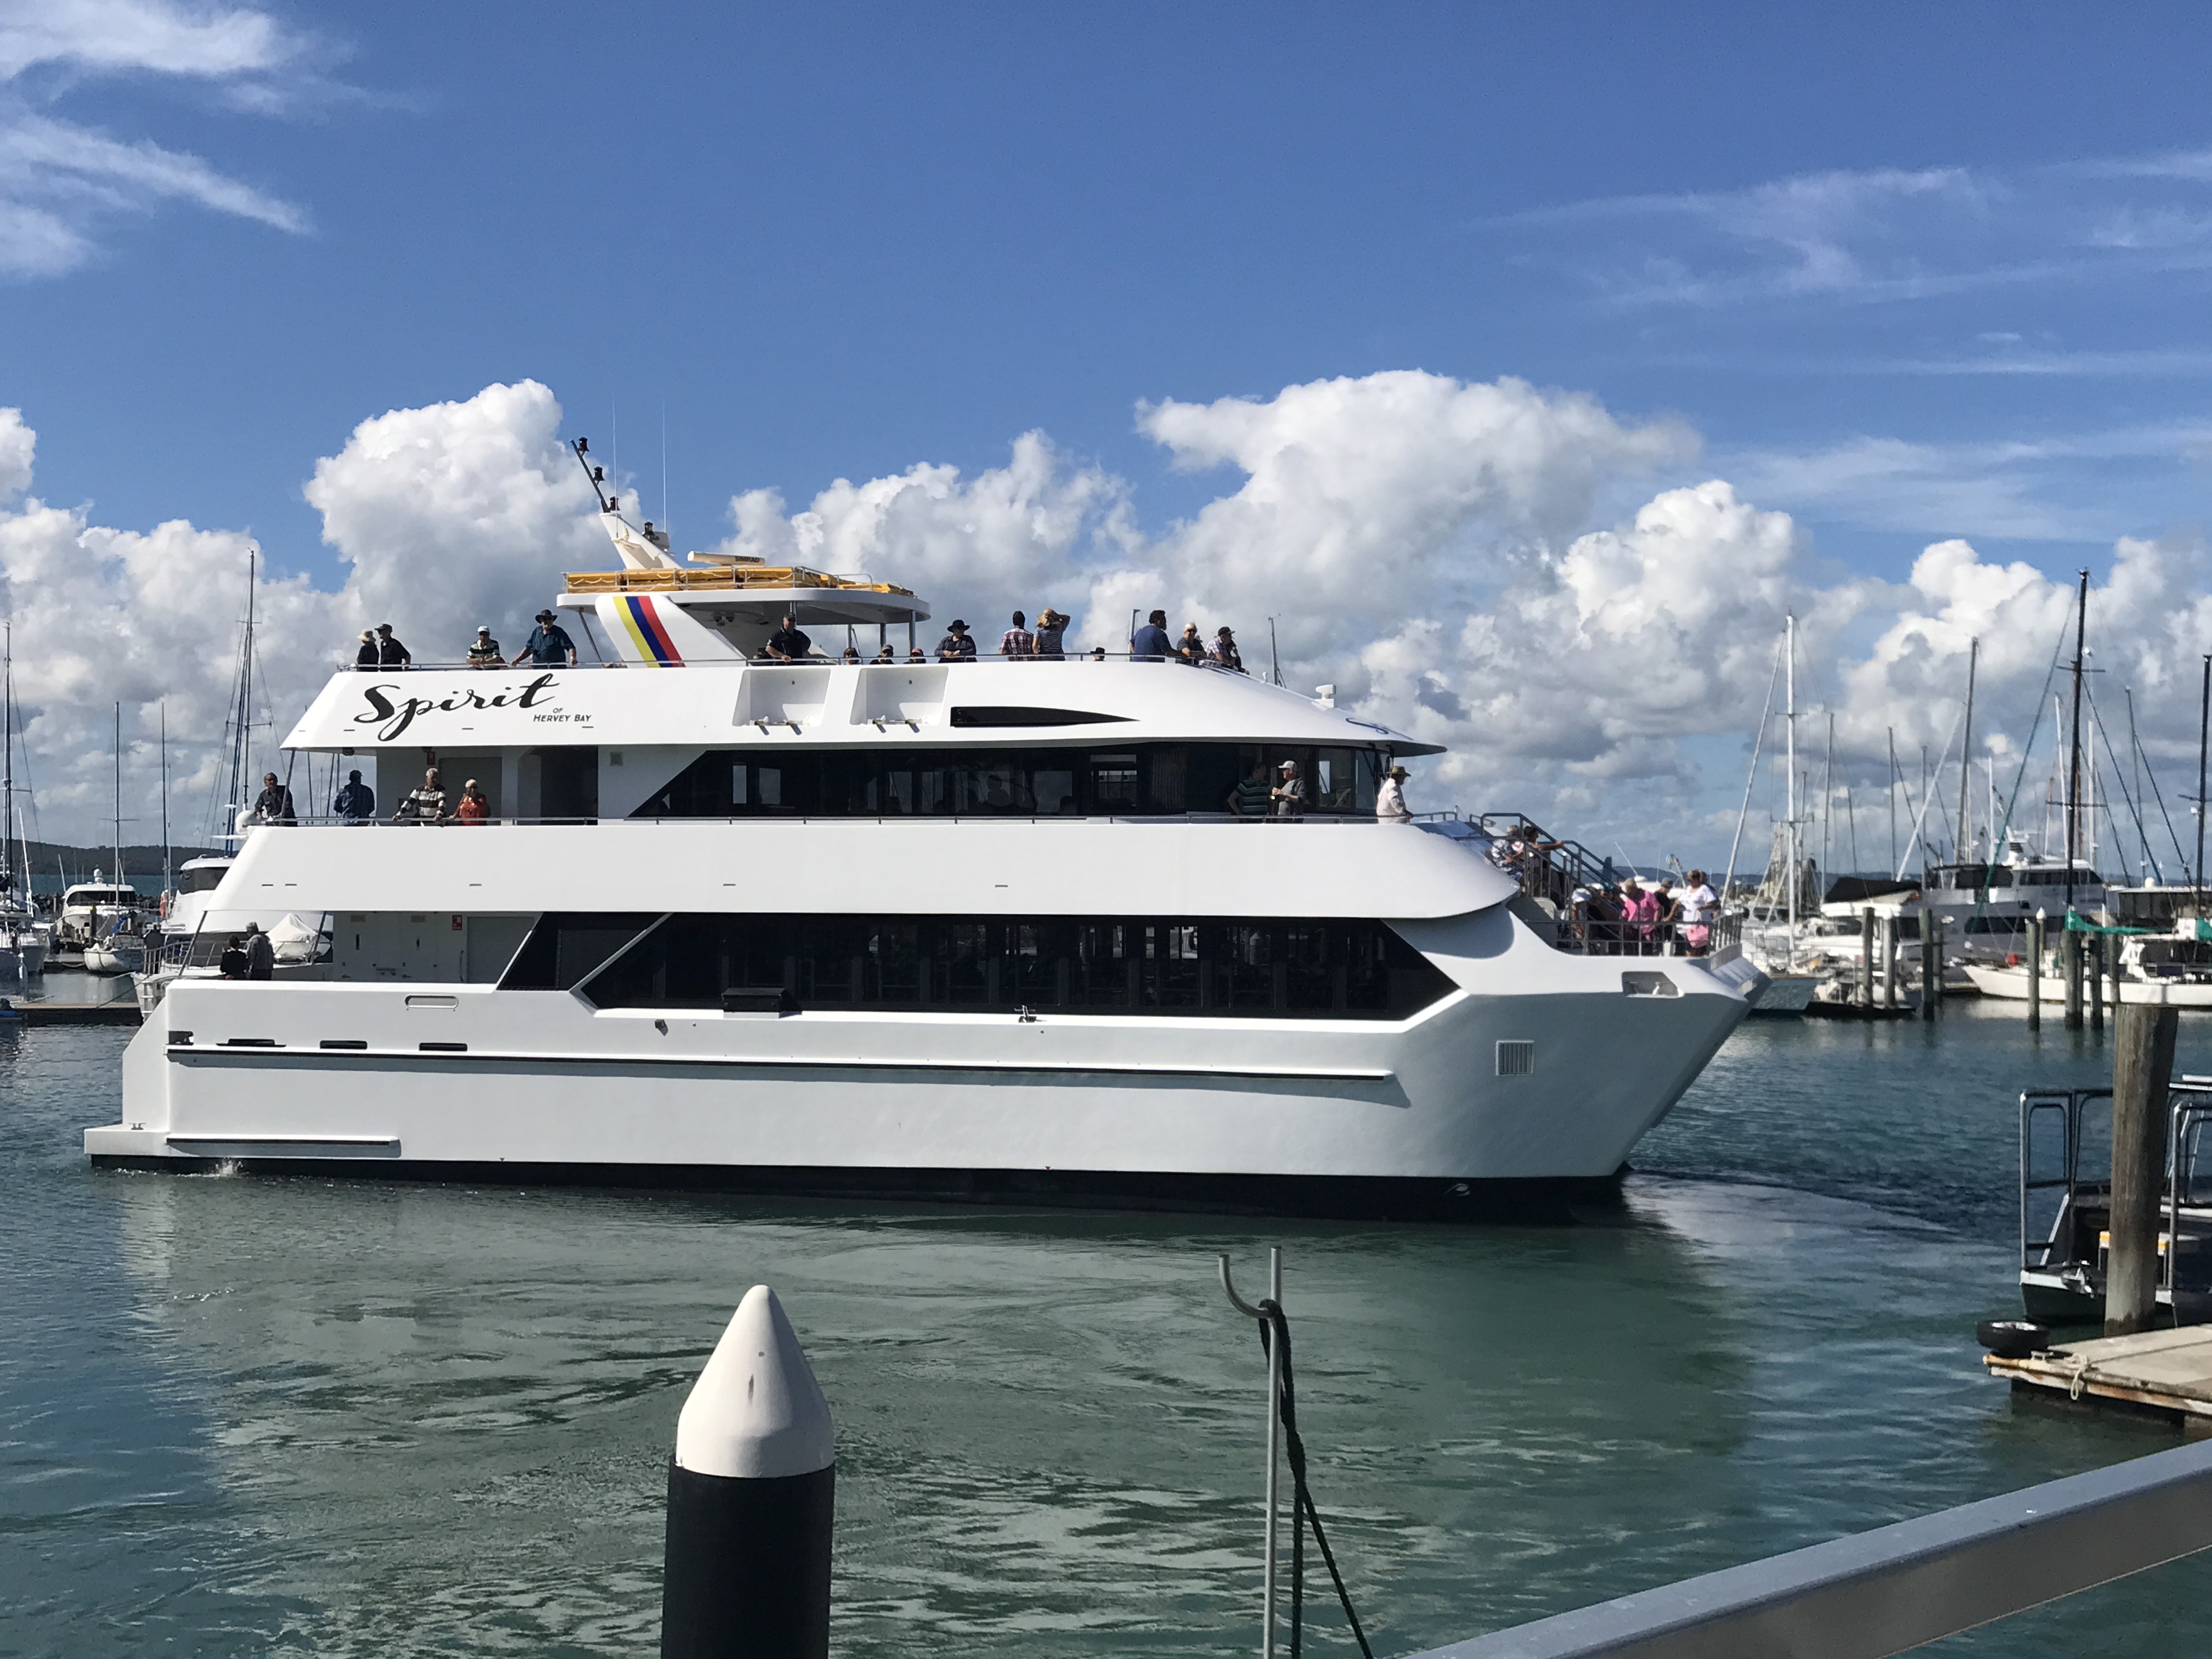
left=675, top=1285, right=836, bottom=1480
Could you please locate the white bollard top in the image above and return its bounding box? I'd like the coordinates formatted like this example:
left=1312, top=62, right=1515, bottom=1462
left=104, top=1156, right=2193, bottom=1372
left=674, top=1285, right=836, bottom=1480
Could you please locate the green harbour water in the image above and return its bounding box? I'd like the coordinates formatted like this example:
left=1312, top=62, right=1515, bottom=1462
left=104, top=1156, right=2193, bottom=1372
left=7, top=997, right=2212, bottom=1656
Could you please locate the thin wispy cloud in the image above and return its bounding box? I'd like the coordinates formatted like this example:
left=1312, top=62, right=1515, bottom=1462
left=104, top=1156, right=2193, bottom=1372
left=0, top=0, right=321, bottom=277
left=1500, top=149, right=2212, bottom=311
left=1723, top=420, right=2212, bottom=543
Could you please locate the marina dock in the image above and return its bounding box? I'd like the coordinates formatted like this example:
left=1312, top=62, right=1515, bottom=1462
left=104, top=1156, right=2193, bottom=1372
left=1987, top=1328, right=2212, bottom=1431
left=0, top=997, right=139, bottom=1026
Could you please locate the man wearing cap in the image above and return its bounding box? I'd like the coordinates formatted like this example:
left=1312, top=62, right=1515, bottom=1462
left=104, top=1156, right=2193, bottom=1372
left=374, top=622, right=411, bottom=670
left=510, top=610, right=578, bottom=668
left=936, top=620, right=977, bottom=662
left=1269, top=758, right=1305, bottom=817
left=466, top=626, right=503, bottom=668
left=1376, top=763, right=1412, bottom=823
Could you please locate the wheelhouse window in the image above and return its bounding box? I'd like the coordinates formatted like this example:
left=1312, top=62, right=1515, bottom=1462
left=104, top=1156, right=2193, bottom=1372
left=523, top=911, right=1456, bottom=1020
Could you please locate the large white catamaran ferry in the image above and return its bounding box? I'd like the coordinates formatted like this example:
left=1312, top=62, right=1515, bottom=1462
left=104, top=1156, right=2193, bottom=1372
left=88, top=465, right=1765, bottom=1217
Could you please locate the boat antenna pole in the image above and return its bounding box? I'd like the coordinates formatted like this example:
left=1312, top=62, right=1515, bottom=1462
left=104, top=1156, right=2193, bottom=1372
left=2066, top=569, right=2087, bottom=912
left=2198, top=653, right=2210, bottom=906
left=1785, top=613, right=1797, bottom=959
left=1268, top=617, right=1282, bottom=687
left=572, top=436, right=614, bottom=512
left=1956, top=637, right=1977, bottom=869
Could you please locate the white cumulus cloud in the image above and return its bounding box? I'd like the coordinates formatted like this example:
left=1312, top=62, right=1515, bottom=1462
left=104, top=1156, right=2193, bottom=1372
left=5, top=369, right=2208, bottom=873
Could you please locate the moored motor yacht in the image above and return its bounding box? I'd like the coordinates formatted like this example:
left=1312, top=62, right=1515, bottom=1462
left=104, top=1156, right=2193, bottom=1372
left=87, top=492, right=1768, bottom=1218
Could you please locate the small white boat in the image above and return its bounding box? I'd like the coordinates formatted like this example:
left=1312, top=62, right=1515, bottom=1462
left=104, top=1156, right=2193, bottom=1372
left=1964, top=945, right=2212, bottom=1009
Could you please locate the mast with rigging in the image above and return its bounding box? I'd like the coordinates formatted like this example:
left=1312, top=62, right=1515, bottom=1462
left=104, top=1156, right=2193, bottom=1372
left=2066, top=569, right=2087, bottom=912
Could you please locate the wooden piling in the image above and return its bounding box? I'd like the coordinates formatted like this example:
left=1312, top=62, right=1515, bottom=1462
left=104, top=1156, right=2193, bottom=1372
left=2107, top=1002, right=2181, bottom=1338
left=1860, top=908, right=1876, bottom=1007
left=1883, top=915, right=1899, bottom=1009
left=2026, top=917, right=2042, bottom=1032
left=1921, top=913, right=1942, bottom=1019
left=2090, top=930, right=2106, bottom=1032
left=2064, top=927, right=2084, bottom=1030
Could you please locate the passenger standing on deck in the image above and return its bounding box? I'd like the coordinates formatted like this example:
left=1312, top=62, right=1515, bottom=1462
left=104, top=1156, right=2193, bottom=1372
left=511, top=610, right=577, bottom=668
left=354, top=630, right=378, bottom=670
left=333, top=770, right=375, bottom=824
left=1207, top=627, right=1245, bottom=673
left=1376, top=764, right=1412, bottom=823
left=242, top=922, right=275, bottom=980
left=1174, top=624, right=1207, bottom=666
left=1000, top=611, right=1034, bottom=658
left=1031, top=610, right=1067, bottom=661
left=392, top=768, right=446, bottom=824
left=1271, top=759, right=1305, bottom=817
left=466, top=627, right=502, bottom=668
left=1130, top=610, right=1173, bottom=661
left=1678, top=870, right=1716, bottom=955
left=455, top=779, right=492, bottom=824
left=936, top=620, right=977, bottom=661
left=374, top=623, right=411, bottom=669
left=251, top=772, right=296, bottom=825
left=762, top=615, right=813, bottom=662
left=1620, top=877, right=1659, bottom=952
left=1227, top=759, right=1273, bottom=816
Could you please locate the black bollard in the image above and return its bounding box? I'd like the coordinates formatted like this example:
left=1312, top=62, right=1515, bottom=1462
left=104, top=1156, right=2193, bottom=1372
left=662, top=1286, right=836, bottom=1659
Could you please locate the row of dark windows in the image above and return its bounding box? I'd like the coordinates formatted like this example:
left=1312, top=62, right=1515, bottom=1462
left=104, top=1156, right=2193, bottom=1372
left=631, top=743, right=1388, bottom=820
left=501, top=911, right=1458, bottom=1019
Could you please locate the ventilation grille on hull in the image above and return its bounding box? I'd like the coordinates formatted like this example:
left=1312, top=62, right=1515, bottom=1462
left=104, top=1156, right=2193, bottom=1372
left=1496, top=1040, right=1535, bottom=1077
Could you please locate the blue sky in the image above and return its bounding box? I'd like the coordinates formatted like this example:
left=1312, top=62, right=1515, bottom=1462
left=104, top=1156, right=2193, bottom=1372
left=7, top=2, right=2212, bottom=862
left=13, top=4, right=2212, bottom=577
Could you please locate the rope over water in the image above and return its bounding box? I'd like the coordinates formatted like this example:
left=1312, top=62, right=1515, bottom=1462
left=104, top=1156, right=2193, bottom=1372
left=1254, top=1299, right=1374, bottom=1659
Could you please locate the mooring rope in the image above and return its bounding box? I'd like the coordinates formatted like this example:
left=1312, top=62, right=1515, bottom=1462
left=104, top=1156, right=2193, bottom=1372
left=1255, top=1299, right=1374, bottom=1659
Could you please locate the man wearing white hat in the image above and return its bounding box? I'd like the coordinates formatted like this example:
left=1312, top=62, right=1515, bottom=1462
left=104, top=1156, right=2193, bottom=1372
left=1376, top=763, right=1413, bottom=823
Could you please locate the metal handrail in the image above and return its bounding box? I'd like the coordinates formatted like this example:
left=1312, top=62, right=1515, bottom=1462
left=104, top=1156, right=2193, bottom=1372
left=1404, top=1438, right=2212, bottom=1659
left=333, top=652, right=1265, bottom=671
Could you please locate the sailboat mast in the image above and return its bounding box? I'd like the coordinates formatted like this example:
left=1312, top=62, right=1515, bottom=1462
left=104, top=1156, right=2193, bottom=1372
left=1, top=625, right=11, bottom=901
left=112, top=703, right=122, bottom=893
left=1785, top=613, right=1797, bottom=951
left=2198, top=654, right=2210, bottom=904
left=2066, top=569, right=2087, bottom=910
left=1888, top=727, right=1898, bottom=876
left=1956, top=638, right=1977, bottom=868
left=160, top=703, right=171, bottom=900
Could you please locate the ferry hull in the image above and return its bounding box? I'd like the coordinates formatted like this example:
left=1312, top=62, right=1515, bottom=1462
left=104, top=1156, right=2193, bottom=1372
left=89, top=923, right=1756, bottom=1220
